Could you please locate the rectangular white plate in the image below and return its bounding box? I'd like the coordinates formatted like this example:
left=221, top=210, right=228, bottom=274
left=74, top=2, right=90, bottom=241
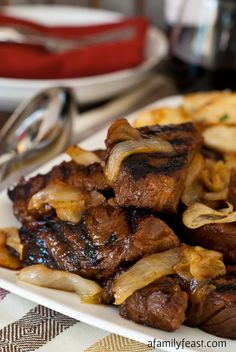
left=0, top=96, right=234, bottom=352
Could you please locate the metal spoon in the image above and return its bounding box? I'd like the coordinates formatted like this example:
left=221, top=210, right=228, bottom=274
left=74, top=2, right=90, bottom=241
left=0, top=87, right=75, bottom=184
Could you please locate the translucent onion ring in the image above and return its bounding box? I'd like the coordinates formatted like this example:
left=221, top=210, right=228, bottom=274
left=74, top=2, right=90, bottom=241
left=28, top=182, right=105, bottom=223
left=17, top=264, right=102, bottom=303
left=113, top=247, right=180, bottom=305
left=105, top=139, right=174, bottom=185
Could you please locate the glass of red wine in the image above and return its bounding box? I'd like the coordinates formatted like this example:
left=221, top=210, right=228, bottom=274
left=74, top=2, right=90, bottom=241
left=170, top=0, right=236, bottom=89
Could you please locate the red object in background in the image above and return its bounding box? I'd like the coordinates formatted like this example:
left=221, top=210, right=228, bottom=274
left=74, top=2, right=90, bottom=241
left=0, top=14, right=148, bottom=79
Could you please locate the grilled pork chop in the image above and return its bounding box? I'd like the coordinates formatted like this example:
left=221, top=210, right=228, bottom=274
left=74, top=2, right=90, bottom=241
left=105, top=121, right=202, bottom=212
left=19, top=206, right=179, bottom=281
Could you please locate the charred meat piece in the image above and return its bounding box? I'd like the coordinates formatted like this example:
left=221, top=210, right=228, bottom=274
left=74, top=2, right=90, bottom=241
left=8, top=157, right=111, bottom=226
left=105, top=121, right=202, bottom=212
left=119, top=276, right=188, bottom=332
left=184, top=223, right=236, bottom=263
left=19, top=206, right=179, bottom=281
left=185, top=266, right=236, bottom=339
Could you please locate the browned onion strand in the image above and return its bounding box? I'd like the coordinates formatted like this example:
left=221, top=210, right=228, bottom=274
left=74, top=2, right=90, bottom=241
left=201, top=160, right=230, bottom=192
left=182, top=156, right=231, bottom=206
left=66, top=145, right=101, bottom=166
left=0, top=230, right=21, bottom=270
left=0, top=227, right=22, bottom=257
left=28, top=181, right=105, bottom=223
left=183, top=201, right=236, bottom=229
left=105, top=139, right=174, bottom=185
left=106, top=118, right=141, bottom=146
left=174, top=244, right=225, bottom=282
left=182, top=154, right=204, bottom=206
left=201, top=160, right=230, bottom=201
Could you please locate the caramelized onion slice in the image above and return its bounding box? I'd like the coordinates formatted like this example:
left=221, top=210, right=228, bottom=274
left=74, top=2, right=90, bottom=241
left=201, top=160, right=230, bottom=192
left=66, top=145, right=101, bottom=166
left=106, top=119, right=141, bottom=148
left=174, top=244, right=225, bottom=282
left=105, top=139, right=174, bottom=184
left=0, top=230, right=21, bottom=270
left=224, top=153, right=236, bottom=169
left=182, top=154, right=204, bottom=206
left=183, top=201, right=236, bottom=229
left=0, top=227, right=22, bottom=257
left=113, top=248, right=180, bottom=305
left=200, top=159, right=230, bottom=201
left=28, top=181, right=105, bottom=223
left=17, top=265, right=102, bottom=303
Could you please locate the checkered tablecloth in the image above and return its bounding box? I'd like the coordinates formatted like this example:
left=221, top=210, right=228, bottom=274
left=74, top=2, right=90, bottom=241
left=0, top=287, right=158, bottom=352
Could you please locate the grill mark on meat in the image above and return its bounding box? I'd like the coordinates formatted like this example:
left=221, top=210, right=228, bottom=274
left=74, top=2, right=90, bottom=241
left=20, top=226, right=59, bottom=268
left=198, top=306, right=229, bottom=326
left=124, top=152, right=188, bottom=180
left=106, top=233, right=117, bottom=245
left=48, top=219, right=105, bottom=271
left=44, top=228, right=79, bottom=272
left=171, top=137, right=191, bottom=146
left=19, top=205, right=179, bottom=280
left=200, top=309, right=236, bottom=338
left=106, top=121, right=202, bottom=212
left=65, top=219, right=99, bottom=265
left=50, top=221, right=82, bottom=270
left=215, top=283, right=236, bottom=292
left=139, top=122, right=196, bottom=135
left=59, top=162, right=72, bottom=181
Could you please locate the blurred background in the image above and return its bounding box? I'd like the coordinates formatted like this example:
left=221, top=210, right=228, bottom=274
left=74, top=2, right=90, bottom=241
left=2, top=0, right=236, bottom=95
left=0, top=0, right=166, bottom=28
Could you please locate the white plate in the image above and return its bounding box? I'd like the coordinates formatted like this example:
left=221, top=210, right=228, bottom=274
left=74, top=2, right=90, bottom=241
left=0, top=95, right=234, bottom=352
left=0, top=5, right=168, bottom=111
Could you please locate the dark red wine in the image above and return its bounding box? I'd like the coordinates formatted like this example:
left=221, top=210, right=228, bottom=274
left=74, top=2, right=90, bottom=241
left=159, top=56, right=236, bottom=92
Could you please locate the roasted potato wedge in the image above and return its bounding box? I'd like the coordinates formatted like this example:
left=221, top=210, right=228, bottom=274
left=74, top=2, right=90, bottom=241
left=191, top=93, right=236, bottom=125
left=203, top=125, right=236, bottom=153
left=133, top=107, right=191, bottom=128
left=183, top=91, right=225, bottom=113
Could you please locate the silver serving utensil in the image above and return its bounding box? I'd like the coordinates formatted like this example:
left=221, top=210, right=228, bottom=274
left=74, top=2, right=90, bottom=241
left=0, top=87, right=75, bottom=184
left=0, top=26, right=135, bottom=52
